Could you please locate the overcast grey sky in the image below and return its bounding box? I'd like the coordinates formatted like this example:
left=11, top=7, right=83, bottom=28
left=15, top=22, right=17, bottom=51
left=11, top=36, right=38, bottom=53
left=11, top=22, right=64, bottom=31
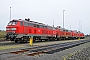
left=0, top=0, right=90, bottom=34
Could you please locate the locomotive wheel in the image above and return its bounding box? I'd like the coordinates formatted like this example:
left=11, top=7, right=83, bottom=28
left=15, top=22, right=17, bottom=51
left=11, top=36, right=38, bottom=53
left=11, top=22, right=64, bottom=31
left=58, top=38, right=61, bottom=41
left=46, top=39, right=49, bottom=41
left=19, top=38, right=24, bottom=43
left=25, top=40, right=27, bottom=43
left=33, top=37, right=36, bottom=43
left=10, top=38, right=14, bottom=41
left=20, top=40, right=24, bottom=43
left=15, top=40, right=18, bottom=43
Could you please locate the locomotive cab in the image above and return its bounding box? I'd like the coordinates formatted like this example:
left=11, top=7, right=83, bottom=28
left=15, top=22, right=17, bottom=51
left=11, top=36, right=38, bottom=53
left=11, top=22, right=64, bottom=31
left=6, top=20, right=20, bottom=33
left=5, top=20, right=20, bottom=41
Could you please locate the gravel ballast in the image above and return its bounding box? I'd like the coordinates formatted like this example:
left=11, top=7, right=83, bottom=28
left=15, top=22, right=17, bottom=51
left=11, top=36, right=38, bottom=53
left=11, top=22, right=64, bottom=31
left=0, top=40, right=90, bottom=60
left=66, top=46, right=90, bottom=60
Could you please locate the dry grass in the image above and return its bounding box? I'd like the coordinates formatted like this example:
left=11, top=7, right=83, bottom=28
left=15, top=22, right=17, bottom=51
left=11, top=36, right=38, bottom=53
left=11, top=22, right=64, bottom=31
left=0, top=31, right=6, bottom=40
left=0, top=45, right=24, bottom=50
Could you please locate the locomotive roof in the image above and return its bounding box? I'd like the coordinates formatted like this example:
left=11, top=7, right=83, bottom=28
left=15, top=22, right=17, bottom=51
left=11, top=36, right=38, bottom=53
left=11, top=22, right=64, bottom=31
left=12, top=19, right=54, bottom=28
left=12, top=19, right=45, bottom=25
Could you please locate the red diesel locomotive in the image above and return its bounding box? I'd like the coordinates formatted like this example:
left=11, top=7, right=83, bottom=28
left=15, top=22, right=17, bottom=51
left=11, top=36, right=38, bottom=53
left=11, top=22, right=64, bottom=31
left=5, top=18, right=85, bottom=43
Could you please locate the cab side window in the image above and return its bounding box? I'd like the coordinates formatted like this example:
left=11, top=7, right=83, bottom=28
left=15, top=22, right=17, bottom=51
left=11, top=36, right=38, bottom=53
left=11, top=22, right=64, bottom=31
left=24, top=22, right=28, bottom=26
left=20, top=22, right=23, bottom=26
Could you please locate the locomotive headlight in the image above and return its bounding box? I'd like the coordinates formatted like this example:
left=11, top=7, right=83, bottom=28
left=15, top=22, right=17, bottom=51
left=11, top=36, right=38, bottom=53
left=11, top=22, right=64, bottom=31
left=11, top=28, right=16, bottom=30
left=6, top=28, right=10, bottom=30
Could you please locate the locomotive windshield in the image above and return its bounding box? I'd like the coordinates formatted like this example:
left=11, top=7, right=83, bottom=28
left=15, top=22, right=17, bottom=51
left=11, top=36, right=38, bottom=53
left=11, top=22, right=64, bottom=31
left=8, top=21, right=17, bottom=25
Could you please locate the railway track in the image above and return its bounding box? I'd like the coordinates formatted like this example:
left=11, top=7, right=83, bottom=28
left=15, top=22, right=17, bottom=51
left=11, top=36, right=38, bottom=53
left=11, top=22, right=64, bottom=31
left=0, top=40, right=90, bottom=57
left=0, top=39, right=6, bottom=42
left=0, top=39, right=49, bottom=46
left=0, top=41, right=46, bottom=47
left=0, top=39, right=84, bottom=46
left=0, top=41, right=21, bottom=46
left=0, top=39, right=73, bottom=46
left=0, top=40, right=30, bottom=46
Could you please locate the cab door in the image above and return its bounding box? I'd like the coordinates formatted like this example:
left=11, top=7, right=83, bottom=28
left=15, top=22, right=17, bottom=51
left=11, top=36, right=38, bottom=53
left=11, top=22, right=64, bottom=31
left=24, top=27, right=27, bottom=34
left=24, top=22, right=28, bottom=34
left=19, top=21, right=24, bottom=34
